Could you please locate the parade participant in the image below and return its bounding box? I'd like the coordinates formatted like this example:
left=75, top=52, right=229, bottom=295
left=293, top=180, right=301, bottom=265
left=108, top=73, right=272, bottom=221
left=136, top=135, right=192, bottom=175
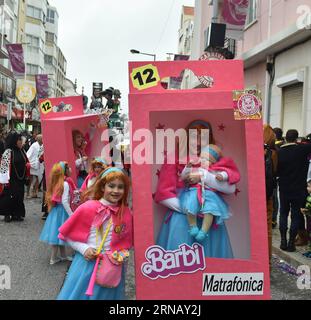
left=263, top=124, right=278, bottom=265
left=0, top=131, right=30, bottom=222
left=72, top=129, right=89, bottom=188
left=154, top=120, right=237, bottom=258
left=277, top=129, right=311, bottom=252
left=26, top=134, right=43, bottom=198
left=57, top=167, right=132, bottom=300
left=39, top=161, right=75, bottom=264
left=301, top=179, right=311, bottom=258
left=72, top=124, right=96, bottom=188
left=180, top=144, right=240, bottom=242
left=80, top=157, right=109, bottom=192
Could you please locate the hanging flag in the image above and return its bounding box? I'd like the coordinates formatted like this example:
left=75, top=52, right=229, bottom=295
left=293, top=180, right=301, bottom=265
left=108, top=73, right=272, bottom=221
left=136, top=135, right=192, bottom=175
left=35, top=74, right=49, bottom=99
left=5, top=44, right=25, bottom=77
left=169, top=54, right=190, bottom=89
left=221, top=0, right=250, bottom=39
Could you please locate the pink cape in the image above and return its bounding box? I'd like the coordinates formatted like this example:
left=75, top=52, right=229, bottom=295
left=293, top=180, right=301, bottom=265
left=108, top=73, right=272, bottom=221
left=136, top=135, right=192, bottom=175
left=80, top=173, right=96, bottom=192
left=58, top=200, right=133, bottom=297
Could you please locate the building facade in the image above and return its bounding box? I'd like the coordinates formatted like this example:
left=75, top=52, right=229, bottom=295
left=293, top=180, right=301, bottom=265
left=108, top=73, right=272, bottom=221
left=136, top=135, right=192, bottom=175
left=0, top=0, right=21, bottom=129
left=192, top=0, right=311, bottom=136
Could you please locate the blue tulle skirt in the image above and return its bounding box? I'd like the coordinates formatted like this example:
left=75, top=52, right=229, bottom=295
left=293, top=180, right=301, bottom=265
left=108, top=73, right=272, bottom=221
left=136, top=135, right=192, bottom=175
left=57, top=253, right=125, bottom=300
left=157, top=209, right=233, bottom=259
left=180, top=188, right=231, bottom=225
left=77, top=176, right=84, bottom=189
left=39, top=204, right=69, bottom=246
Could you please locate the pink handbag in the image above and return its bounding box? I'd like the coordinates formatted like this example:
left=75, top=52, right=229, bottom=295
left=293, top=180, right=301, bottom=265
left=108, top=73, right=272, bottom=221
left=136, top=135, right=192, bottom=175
left=85, top=219, right=122, bottom=296
left=95, top=253, right=122, bottom=288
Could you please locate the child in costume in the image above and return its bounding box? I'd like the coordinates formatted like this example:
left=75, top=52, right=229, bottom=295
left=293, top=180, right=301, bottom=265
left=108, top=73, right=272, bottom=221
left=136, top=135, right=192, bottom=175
left=301, top=179, right=311, bottom=257
left=180, top=144, right=240, bottom=242
left=57, top=167, right=133, bottom=300
left=39, top=161, right=76, bottom=264
left=80, top=157, right=109, bottom=193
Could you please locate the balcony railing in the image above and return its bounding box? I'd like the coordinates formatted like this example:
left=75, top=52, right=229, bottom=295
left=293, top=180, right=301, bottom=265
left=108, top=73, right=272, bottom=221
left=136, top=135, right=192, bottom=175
left=223, top=37, right=236, bottom=59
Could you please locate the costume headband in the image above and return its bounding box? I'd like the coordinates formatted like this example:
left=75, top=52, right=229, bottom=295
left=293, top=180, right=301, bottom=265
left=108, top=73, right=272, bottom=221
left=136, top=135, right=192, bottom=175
left=100, top=167, right=124, bottom=179
left=59, top=161, right=66, bottom=174
left=201, top=146, right=220, bottom=162
left=188, top=120, right=211, bottom=129
left=94, top=157, right=108, bottom=166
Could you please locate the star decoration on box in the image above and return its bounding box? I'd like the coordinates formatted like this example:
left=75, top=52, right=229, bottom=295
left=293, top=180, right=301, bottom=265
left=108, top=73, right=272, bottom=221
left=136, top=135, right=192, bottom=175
left=218, top=123, right=226, bottom=131
left=156, top=123, right=165, bottom=130
left=234, top=188, right=241, bottom=196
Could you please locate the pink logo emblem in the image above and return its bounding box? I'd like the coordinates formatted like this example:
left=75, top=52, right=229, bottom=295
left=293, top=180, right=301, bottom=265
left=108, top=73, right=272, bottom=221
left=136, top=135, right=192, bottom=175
left=237, top=93, right=261, bottom=116
left=141, top=243, right=206, bottom=280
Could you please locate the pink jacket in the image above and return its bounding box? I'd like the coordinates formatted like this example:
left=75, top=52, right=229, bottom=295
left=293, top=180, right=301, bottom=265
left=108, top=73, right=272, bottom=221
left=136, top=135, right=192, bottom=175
left=58, top=200, right=133, bottom=251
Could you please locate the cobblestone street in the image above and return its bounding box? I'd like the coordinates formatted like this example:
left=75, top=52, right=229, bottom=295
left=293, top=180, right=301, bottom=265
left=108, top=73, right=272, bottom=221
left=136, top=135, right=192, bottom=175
left=0, top=194, right=310, bottom=300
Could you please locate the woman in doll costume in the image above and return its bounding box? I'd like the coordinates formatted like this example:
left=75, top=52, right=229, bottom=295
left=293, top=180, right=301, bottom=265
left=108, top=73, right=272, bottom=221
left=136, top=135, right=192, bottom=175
left=154, top=120, right=237, bottom=258
left=72, top=124, right=96, bottom=188
left=57, top=167, right=133, bottom=300
left=39, top=161, right=76, bottom=264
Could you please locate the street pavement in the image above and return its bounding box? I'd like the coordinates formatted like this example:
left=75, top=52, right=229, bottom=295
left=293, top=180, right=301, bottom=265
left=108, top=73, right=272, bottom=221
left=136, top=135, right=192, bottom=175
left=0, top=194, right=310, bottom=300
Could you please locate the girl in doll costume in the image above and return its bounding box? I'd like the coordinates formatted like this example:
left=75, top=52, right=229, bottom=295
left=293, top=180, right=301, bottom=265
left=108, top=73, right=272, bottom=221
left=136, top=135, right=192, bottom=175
left=39, top=161, right=76, bottom=264
left=180, top=144, right=240, bottom=242
left=154, top=120, right=237, bottom=258
left=57, top=167, right=133, bottom=300
left=80, top=157, right=110, bottom=193
left=72, top=125, right=96, bottom=188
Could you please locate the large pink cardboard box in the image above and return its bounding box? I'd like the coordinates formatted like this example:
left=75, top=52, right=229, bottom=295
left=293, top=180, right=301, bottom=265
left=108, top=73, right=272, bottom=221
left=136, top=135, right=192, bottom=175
left=129, top=60, right=270, bottom=300
left=39, top=96, right=106, bottom=185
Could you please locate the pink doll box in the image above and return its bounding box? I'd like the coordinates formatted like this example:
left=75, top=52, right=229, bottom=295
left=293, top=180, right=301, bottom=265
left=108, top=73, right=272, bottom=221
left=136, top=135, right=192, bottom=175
left=40, top=96, right=107, bottom=185
left=129, top=60, right=270, bottom=300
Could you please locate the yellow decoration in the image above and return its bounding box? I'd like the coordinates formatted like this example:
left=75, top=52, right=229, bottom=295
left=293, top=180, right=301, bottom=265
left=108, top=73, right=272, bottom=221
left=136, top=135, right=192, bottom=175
left=40, top=100, right=53, bottom=115
left=130, top=64, right=160, bottom=91
left=16, top=81, right=36, bottom=104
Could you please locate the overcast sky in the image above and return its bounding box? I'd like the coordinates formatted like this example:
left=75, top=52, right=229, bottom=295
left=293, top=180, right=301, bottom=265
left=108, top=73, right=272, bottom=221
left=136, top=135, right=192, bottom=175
left=50, top=0, right=195, bottom=113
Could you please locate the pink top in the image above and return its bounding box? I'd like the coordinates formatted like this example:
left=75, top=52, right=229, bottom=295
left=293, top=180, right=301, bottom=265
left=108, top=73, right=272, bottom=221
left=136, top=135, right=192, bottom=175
left=58, top=200, right=133, bottom=251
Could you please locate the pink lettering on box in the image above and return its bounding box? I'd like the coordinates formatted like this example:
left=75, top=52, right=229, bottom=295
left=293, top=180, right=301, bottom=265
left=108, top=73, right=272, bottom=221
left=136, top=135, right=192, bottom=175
left=141, top=243, right=206, bottom=280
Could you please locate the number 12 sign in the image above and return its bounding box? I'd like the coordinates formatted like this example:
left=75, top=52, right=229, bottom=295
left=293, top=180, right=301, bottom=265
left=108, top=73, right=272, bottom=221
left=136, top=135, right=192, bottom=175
left=130, top=64, right=160, bottom=91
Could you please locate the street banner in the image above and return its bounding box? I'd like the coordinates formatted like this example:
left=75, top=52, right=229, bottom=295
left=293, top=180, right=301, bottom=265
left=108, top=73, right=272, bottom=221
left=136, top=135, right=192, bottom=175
left=169, top=54, right=189, bottom=89
left=5, top=44, right=25, bottom=77
left=221, top=0, right=250, bottom=40
left=35, top=74, right=49, bottom=99
left=16, top=79, right=36, bottom=104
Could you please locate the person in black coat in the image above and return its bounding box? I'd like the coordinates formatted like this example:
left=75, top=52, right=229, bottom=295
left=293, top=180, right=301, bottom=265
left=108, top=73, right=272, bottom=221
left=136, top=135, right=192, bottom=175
left=0, top=132, right=29, bottom=222
left=277, top=129, right=311, bottom=252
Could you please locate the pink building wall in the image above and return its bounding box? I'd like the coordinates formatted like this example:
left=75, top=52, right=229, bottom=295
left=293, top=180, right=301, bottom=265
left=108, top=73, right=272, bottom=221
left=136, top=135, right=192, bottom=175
left=238, top=0, right=311, bottom=55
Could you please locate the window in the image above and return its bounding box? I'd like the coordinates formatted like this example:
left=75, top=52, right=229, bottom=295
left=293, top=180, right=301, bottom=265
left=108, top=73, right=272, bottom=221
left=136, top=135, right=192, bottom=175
left=44, top=55, right=53, bottom=65
left=47, top=9, right=55, bottom=23
left=26, top=5, right=42, bottom=20
left=26, top=34, right=43, bottom=53
left=45, top=31, right=56, bottom=43
left=27, top=64, right=39, bottom=75
left=246, top=0, right=257, bottom=26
